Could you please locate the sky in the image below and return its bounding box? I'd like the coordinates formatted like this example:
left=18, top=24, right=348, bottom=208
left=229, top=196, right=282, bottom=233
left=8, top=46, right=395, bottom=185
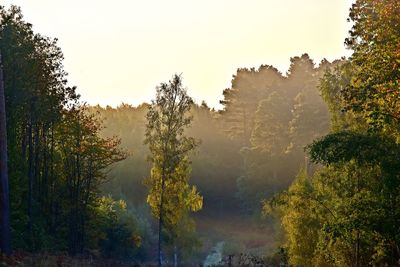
left=2, top=0, right=355, bottom=109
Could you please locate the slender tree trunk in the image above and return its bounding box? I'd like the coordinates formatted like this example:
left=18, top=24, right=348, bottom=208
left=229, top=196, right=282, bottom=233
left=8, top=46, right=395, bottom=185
left=228, top=255, right=233, bottom=267
left=34, top=125, right=40, bottom=203
left=304, top=154, right=309, bottom=176
left=49, top=124, right=55, bottom=235
left=0, top=52, right=12, bottom=255
left=355, top=173, right=360, bottom=267
left=158, top=167, right=166, bottom=267
left=75, top=126, right=82, bottom=254
left=27, top=117, right=33, bottom=247
left=42, top=126, right=48, bottom=215
left=21, top=126, right=27, bottom=160
left=355, top=230, right=360, bottom=267
left=174, top=244, right=178, bottom=267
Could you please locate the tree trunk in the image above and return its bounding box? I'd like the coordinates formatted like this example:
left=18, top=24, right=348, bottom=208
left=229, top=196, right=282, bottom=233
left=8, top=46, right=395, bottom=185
left=34, top=125, right=40, bottom=204
left=304, top=154, right=309, bottom=176
left=174, top=244, right=178, bottom=267
left=158, top=170, right=165, bottom=267
left=49, top=124, right=56, bottom=235
left=27, top=117, right=33, bottom=247
left=0, top=52, right=12, bottom=255
left=355, top=230, right=360, bottom=267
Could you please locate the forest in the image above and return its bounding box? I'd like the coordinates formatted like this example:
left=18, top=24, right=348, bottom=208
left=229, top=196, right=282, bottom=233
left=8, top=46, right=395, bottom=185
left=0, top=0, right=399, bottom=266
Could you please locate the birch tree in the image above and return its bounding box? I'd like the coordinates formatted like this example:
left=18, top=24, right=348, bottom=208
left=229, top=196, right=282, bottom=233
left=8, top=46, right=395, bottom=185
left=145, top=74, right=202, bottom=266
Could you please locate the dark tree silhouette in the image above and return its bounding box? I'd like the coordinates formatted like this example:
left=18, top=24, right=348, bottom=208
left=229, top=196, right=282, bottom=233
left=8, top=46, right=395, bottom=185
left=0, top=52, right=11, bottom=256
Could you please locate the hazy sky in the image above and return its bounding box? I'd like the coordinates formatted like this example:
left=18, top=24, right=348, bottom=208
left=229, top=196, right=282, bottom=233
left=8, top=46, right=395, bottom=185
left=2, top=0, right=354, bottom=109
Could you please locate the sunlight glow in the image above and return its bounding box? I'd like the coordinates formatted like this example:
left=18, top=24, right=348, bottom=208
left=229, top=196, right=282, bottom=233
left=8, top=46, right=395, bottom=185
left=2, top=0, right=355, bottom=109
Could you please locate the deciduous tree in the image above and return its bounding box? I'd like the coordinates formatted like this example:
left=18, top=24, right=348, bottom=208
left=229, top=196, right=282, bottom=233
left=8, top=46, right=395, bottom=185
left=145, top=74, right=202, bottom=266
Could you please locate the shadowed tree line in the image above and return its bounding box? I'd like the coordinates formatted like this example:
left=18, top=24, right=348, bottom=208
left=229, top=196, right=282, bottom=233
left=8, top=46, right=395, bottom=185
left=0, top=6, right=143, bottom=260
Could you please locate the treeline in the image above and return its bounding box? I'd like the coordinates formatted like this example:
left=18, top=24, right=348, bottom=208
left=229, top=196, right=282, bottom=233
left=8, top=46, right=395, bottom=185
left=91, top=52, right=341, bottom=262
left=3, top=0, right=398, bottom=265
left=96, top=55, right=339, bottom=219
left=0, top=4, right=353, bottom=264
left=266, top=0, right=400, bottom=266
left=0, top=6, right=143, bottom=259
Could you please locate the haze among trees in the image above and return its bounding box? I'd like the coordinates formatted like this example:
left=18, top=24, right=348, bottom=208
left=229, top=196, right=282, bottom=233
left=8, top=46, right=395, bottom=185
left=0, top=0, right=399, bottom=266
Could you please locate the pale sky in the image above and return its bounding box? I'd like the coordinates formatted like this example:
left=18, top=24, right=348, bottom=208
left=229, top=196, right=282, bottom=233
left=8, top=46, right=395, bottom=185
left=2, top=0, right=354, bottom=109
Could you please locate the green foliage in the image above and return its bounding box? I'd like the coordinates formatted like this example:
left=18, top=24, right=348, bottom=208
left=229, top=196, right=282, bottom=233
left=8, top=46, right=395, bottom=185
left=0, top=5, right=139, bottom=258
left=266, top=1, right=400, bottom=265
left=267, top=162, right=400, bottom=266
left=343, top=0, right=400, bottom=131
left=6, top=1, right=399, bottom=263
left=306, top=132, right=400, bottom=265
left=96, top=196, right=142, bottom=259
left=318, top=61, right=365, bottom=132
left=88, top=54, right=338, bottom=257
left=145, top=74, right=202, bottom=222
left=308, top=131, right=400, bottom=170
left=145, top=74, right=202, bottom=262
left=89, top=102, right=245, bottom=260
left=263, top=171, right=323, bottom=266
